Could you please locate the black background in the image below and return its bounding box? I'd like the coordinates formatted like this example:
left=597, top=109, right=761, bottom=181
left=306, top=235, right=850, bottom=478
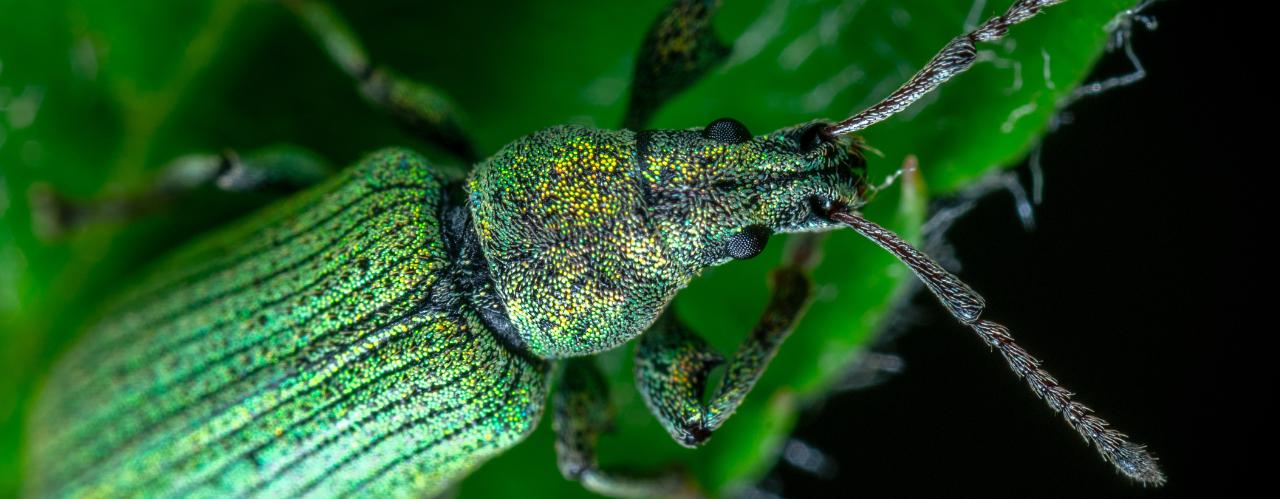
left=774, top=0, right=1260, bottom=497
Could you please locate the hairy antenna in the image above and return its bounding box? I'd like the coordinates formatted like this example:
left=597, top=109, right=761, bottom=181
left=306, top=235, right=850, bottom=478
left=824, top=207, right=1165, bottom=485
left=826, top=0, right=1068, bottom=136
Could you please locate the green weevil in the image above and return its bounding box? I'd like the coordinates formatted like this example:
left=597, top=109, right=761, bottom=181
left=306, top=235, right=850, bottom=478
left=16, top=0, right=1165, bottom=497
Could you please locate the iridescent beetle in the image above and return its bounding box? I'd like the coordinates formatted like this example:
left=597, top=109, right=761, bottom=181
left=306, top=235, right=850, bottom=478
left=21, top=0, right=1163, bottom=497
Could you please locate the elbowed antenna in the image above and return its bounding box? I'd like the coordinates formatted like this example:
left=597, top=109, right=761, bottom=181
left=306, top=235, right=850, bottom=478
left=814, top=0, right=1164, bottom=482
left=820, top=204, right=1165, bottom=485
left=825, top=0, right=1068, bottom=137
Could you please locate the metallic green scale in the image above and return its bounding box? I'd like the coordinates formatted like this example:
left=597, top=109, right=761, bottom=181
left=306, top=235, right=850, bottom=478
left=24, top=149, right=549, bottom=498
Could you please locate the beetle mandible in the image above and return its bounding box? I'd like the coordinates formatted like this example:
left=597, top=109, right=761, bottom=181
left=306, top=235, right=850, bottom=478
left=17, top=0, right=1164, bottom=497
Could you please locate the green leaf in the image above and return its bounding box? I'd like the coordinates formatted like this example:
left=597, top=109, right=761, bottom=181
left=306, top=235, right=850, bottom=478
left=0, top=0, right=1132, bottom=496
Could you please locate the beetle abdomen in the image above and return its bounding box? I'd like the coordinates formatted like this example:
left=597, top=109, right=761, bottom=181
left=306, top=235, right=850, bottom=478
left=24, top=149, right=549, bottom=498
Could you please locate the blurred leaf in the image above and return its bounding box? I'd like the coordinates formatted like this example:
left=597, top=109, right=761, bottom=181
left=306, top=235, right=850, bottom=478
left=0, top=0, right=1131, bottom=496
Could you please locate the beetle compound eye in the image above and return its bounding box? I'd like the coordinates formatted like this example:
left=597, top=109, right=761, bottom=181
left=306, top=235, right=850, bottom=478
left=798, top=123, right=827, bottom=153
left=703, top=118, right=752, bottom=144
left=726, top=224, right=772, bottom=260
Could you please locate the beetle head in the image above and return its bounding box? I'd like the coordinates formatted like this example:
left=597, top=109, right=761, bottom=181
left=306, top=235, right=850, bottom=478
left=637, top=118, right=868, bottom=267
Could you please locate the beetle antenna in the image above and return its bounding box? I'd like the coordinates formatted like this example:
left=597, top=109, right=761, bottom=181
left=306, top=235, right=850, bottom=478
left=826, top=208, right=1165, bottom=485
left=825, top=0, right=1068, bottom=136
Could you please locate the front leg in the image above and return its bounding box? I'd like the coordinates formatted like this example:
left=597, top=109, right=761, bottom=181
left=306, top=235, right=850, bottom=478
left=553, top=358, right=701, bottom=499
left=635, top=244, right=814, bottom=446
left=622, top=0, right=729, bottom=131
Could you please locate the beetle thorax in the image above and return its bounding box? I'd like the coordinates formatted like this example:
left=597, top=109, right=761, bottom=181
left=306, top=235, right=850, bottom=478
left=470, top=125, right=675, bottom=357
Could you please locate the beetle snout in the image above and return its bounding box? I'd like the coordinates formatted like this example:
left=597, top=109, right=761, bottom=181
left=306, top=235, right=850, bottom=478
left=680, top=423, right=712, bottom=448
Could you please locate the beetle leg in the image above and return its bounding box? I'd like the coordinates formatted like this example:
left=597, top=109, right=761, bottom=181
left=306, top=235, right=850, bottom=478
left=634, top=244, right=815, bottom=446
left=553, top=358, right=702, bottom=499
left=156, top=146, right=333, bottom=195
left=279, top=0, right=480, bottom=163
left=622, top=0, right=730, bottom=131
left=28, top=145, right=331, bottom=241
